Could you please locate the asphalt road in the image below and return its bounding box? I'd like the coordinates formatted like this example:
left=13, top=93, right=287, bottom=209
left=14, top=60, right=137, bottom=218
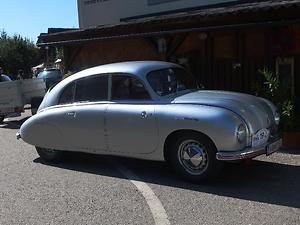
left=0, top=110, right=299, bottom=225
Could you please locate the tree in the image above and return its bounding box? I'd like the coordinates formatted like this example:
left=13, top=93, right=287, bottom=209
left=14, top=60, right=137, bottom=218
left=0, top=30, right=40, bottom=79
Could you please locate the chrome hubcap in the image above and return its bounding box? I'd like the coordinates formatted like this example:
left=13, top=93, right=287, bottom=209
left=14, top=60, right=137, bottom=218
left=178, top=140, right=208, bottom=175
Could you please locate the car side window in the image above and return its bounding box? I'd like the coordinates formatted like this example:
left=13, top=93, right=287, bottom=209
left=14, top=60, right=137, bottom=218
left=111, top=75, right=151, bottom=100
left=59, top=82, right=75, bottom=104
left=74, top=75, right=108, bottom=102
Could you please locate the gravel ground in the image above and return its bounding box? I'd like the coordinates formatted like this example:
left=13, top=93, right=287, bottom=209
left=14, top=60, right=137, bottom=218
left=0, top=111, right=299, bottom=225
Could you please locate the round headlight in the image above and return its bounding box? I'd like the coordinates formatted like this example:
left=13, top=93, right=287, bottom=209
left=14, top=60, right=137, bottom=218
left=237, top=124, right=247, bottom=143
left=274, top=111, right=280, bottom=125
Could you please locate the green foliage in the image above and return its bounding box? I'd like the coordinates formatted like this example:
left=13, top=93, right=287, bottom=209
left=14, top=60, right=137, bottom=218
left=255, top=68, right=295, bottom=131
left=62, top=71, right=73, bottom=80
left=0, top=30, right=39, bottom=79
left=55, top=47, right=64, bottom=60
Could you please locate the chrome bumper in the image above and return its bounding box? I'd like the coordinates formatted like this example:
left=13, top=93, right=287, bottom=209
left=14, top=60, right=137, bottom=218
left=216, top=137, right=282, bottom=161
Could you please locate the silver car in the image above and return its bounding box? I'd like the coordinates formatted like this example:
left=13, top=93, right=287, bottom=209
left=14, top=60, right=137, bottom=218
left=17, top=61, right=282, bottom=182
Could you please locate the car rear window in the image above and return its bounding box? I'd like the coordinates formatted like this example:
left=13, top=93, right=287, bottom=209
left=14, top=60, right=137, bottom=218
left=59, top=75, right=109, bottom=105
left=111, top=75, right=151, bottom=100
left=59, top=82, right=75, bottom=104
left=75, top=75, right=108, bottom=102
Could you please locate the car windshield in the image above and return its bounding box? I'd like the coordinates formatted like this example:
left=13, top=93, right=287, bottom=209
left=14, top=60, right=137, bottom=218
left=147, top=67, right=198, bottom=96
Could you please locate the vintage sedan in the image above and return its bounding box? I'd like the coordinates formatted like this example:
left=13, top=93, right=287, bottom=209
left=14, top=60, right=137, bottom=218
left=17, top=61, right=282, bottom=182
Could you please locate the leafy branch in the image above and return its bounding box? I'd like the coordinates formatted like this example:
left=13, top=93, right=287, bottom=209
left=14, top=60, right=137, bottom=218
left=254, top=68, right=295, bottom=131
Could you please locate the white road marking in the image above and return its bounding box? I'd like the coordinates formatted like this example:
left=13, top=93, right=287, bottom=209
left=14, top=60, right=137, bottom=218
left=110, top=160, right=171, bottom=225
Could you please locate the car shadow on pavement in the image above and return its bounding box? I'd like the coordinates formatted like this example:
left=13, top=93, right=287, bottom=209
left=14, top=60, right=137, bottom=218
left=0, top=117, right=30, bottom=129
left=34, top=152, right=300, bottom=209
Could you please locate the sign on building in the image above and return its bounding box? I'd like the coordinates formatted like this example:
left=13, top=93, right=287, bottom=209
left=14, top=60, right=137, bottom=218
left=77, top=0, right=239, bottom=28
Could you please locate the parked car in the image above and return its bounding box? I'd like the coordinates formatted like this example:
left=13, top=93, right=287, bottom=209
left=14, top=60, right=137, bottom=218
left=36, top=68, right=62, bottom=89
left=0, top=74, right=12, bottom=82
left=17, top=61, right=282, bottom=182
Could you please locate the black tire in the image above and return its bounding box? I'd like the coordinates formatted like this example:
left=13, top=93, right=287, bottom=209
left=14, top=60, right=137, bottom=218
left=167, top=132, right=222, bottom=183
left=36, top=147, right=63, bottom=162
left=0, top=116, right=4, bottom=123
left=31, top=97, right=43, bottom=115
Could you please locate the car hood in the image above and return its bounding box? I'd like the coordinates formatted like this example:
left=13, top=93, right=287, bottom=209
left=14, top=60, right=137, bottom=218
left=172, top=90, right=276, bottom=134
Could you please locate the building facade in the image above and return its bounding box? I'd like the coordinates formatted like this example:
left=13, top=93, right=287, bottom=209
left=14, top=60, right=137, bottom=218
left=78, top=0, right=238, bottom=28
left=38, top=0, right=300, bottom=130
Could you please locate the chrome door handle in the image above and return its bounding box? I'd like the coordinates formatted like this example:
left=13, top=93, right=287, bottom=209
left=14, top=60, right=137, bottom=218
left=66, top=112, right=76, bottom=117
left=141, top=111, right=147, bottom=118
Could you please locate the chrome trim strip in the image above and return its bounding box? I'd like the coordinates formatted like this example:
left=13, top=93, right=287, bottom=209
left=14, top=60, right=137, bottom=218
left=216, top=138, right=282, bottom=161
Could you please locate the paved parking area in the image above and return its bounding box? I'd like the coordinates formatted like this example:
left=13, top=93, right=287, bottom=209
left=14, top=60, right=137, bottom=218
left=0, top=111, right=299, bottom=225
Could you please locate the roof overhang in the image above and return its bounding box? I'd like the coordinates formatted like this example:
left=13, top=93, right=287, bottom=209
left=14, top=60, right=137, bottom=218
left=37, top=0, right=300, bottom=47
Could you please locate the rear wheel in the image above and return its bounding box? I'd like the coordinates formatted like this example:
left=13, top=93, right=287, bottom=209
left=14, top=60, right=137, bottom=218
left=167, top=133, right=222, bottom=182
left=36, top=147, right=63, bottom=162
left=0, top=116, right=4, bottom=123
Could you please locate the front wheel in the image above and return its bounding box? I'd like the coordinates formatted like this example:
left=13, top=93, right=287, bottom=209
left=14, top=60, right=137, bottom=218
left=168, top=133, right=222, bottom=182
left=36, top=147, right=63, bottom=162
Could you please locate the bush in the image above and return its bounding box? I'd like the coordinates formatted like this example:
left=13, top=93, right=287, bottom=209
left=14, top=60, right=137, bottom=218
left=254, top=68, right=295, bottom=131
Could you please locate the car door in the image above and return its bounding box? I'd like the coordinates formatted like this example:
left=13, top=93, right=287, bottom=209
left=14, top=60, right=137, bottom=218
left=106, top=74, right=158, bottom=154
left=57, top=74, right=109, bottom=153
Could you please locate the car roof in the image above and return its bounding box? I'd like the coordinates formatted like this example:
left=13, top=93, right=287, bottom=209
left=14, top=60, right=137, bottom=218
left=39, top=61, right=184, bottom=109
left=72, top=61, right=181, bottom=80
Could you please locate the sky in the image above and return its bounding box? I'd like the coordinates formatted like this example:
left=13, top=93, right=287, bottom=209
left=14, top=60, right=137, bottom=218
left=0, top=0, right=79, bottom=43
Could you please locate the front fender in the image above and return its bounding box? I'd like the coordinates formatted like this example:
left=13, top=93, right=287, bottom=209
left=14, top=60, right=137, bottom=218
left=156, top=104, right=247, bottom=151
